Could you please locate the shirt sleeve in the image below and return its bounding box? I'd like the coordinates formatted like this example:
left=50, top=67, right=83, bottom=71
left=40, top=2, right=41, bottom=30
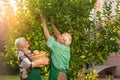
left=47, top=37, right=56, bottom=49
left=19, top=51, right=33, bottom=69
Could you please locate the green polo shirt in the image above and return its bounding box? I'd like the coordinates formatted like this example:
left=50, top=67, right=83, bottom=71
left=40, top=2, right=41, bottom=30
left=47, top=37, right=71, bottom=70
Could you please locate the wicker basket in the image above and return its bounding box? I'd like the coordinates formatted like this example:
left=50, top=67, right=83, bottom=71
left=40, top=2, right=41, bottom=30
left=29, top=51, right=46, bottom=61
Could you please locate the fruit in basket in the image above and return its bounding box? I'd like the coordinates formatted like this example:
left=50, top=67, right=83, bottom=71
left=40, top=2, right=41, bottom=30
left=39, top=51, right=46, bottom=55
left=33, top=50, right=39, bottom=55
left=29, top=50, right=46, bottom=60
left=28, top=50, right=49, bottom=67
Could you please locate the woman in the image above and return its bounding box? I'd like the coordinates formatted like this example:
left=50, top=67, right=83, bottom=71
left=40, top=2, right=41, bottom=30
left=15, top=37, right=49, bottom=80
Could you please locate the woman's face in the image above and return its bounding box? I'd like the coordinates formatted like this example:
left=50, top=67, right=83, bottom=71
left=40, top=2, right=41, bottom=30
left=24, top=41, right=30, bottom=48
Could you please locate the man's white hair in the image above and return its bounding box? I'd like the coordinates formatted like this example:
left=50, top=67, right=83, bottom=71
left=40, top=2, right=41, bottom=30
left=62, top=32, right=72, bottom=45
left=15, top=37, right=26, bottom=50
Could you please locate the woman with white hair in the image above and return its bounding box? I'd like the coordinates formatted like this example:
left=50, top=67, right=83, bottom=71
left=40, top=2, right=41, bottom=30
left=40, top=15, right=72, bottom=80
left=15, top=37, right=49, bottom=80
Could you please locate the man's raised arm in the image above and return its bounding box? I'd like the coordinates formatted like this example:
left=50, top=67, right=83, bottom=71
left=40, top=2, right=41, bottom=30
left=50, top=19, right=61, bottom=38
left=40, top=15, right=50, bottom=39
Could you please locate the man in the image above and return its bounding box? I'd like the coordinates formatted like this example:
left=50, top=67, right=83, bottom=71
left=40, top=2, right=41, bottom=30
left=40, top=15, right=72, bottom=80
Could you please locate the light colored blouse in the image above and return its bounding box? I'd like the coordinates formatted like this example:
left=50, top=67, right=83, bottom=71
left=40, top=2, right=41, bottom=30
left=18, top=50, right=34, bottom=79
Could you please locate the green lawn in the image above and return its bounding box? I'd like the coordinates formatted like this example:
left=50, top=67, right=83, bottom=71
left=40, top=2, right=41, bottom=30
left=0, top=75, right=19, bottom=80
left=0, top=75, right=48, bottom=80
left=1, top=75, right=120, bottom=80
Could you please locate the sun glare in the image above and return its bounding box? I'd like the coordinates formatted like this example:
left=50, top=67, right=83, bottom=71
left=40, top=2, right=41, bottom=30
left=0, top=0, right=17, bottom=28
left=9, top=0, right=17, bottom=13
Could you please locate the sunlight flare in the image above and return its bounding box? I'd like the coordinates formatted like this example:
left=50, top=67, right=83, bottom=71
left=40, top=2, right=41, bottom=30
left=9, top=0, right=17, bottom=13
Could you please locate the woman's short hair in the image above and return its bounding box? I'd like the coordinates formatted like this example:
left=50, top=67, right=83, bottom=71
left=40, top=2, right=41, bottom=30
left=15, top=37, right=26, bottom=50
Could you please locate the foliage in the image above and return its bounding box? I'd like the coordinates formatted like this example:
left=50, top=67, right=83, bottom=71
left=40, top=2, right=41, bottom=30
left=3, top=0, right=120, bottom=79
left=90, top=0, right=120, bottom=64
left=77, top=68, right=98, bottom=80
left=0, top=52, right=4, bottom=61
left=4, top=0, right=49, bottom=74
left=38, top=0, right=97, bottom=77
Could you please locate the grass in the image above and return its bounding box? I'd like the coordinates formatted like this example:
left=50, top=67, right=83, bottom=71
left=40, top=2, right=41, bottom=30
left=0, top=75, right=48, bottom=80
left=0, top=75, right=19, bottom=80
left=0, top=75, right=120, bottom=80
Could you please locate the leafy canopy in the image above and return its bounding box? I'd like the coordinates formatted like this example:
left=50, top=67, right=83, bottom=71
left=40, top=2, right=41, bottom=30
left=4, top=0, right=120, bottom=78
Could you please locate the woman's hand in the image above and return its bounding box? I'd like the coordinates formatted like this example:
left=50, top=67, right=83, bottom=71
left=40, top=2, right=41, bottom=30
left=33, top=56, right=49, bottom=67
left=33, top=60, right=43, bottom=67
left=43, top=56, right=49, bottom=65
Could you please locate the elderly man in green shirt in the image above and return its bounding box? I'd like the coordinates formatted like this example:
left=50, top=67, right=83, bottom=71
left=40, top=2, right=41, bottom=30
left=40, top=15, right=72, bottom=80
